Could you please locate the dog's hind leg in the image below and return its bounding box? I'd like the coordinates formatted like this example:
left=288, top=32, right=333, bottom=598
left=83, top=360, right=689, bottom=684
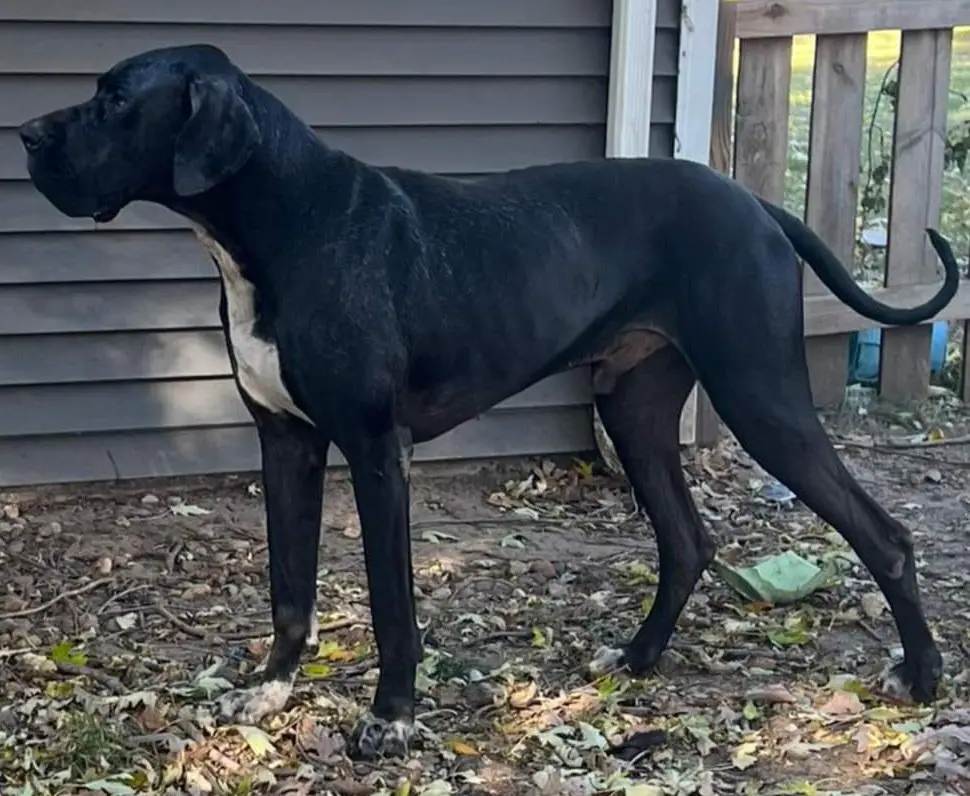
left=220, top=414, right=327, bottom=724
left=689, top=304, right=942, bottom=702
left=588, top=346, right=717, bottom=677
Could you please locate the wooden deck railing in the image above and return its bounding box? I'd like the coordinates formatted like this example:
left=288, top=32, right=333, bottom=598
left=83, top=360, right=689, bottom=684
left=709, top=0, right=970, bottom=412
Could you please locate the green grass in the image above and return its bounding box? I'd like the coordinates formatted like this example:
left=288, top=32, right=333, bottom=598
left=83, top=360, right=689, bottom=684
left=762, top=28, right=970, bottom=281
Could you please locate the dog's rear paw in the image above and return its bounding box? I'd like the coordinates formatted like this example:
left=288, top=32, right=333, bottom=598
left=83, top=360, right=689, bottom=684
left=350, top=712, right=414, bottom=759
left=218, top=678, right=294, bottom=724
left=883, top=648, right=943, bottom=704
left=587, top=645, right=626, bottom=677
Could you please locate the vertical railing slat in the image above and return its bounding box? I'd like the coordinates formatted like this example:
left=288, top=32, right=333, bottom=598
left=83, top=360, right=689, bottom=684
left=803, top=33, right=868, bottom=405
left=734, top=36, right=794, bottom=203
left=880, top=28, right=953, bottom=400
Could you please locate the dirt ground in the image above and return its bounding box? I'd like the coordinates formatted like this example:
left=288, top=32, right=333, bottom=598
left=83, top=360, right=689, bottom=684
left=2, top=389, right=970, bottom=796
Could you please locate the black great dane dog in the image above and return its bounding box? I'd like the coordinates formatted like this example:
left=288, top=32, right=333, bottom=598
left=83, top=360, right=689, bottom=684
left=20, top=44, right=959, bottom=758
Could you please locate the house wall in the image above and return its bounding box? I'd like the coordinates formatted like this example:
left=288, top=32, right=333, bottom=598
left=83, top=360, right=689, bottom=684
left=0, top=0, right=682, bottom=486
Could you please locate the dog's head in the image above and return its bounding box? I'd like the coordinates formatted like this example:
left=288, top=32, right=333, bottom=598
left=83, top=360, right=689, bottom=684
left=19, top=43, right=262, bottom=222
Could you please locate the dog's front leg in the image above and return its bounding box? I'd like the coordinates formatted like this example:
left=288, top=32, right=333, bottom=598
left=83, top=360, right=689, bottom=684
left=344, top=426, right=419, bottom=759
left=222, top=415, right=327, bottom=724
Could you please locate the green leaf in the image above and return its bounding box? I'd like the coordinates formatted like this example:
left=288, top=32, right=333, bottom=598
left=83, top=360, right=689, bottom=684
left=49, top=640, right=87, bottom=666
left=766, top=614, right=814, bottom=647
left=596, top=674, right=622, bottom=700
left=81, top=778, right=136, bottom=796
left=742, top=701, right=760, bottom=721
left=712, top=551, right=842, bottom=606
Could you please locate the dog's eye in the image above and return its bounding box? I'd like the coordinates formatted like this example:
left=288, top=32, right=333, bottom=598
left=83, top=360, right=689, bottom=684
left=105, top=93, right=130, bottom=114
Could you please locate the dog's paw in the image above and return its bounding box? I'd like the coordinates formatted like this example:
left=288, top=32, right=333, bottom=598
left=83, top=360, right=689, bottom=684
left=218, top=678, right=293, bottom=724
left=587, top=645, right=626, bottom=677
left=882, top=648, right=943, bottom=704
left=350, top=712, right=414, bottom=759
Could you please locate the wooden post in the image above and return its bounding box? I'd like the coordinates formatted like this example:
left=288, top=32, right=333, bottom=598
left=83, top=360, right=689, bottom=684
left=880, top=28, right=952, bottom=401
left=694, top=0, right=738, bottom=447
left=803, top=34, right=868, bottom=406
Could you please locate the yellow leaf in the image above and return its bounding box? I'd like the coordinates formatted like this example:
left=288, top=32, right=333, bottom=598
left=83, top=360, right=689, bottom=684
left=732, top=739, right=759, bottom=770
left=237, top=725, right=276, bottom=758
left=928, top=427, right=945, bottom=442
left=531, top=627, right=548, bottom=648
left=45, top=681, right=74, bottom=699
left=301, top=662, right=335, bottom=679
left=395, top=782, right=412, bottom=796
left=509, top=680, right=538, bottom=709
left=625, top=785, right=663, bottom=796
left=573, top=458, right=595, bottom=478
left=446, top=737, right=480, bottom=756
left=316, top=640, right=355, bottom=663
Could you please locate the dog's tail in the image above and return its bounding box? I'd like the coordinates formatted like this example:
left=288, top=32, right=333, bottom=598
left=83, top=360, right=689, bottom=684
left=757, top=197, right=960, bottom=326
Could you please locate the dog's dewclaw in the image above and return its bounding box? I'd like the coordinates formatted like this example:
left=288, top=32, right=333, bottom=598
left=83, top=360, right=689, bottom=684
left=587, top=645, right=626, bottom=676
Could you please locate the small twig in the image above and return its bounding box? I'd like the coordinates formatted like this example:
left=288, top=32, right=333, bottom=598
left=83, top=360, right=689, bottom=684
left=317, top=618, right=357, bottom=634
left=98, top=583, right=152, bottom=615
left=838, top=432, right=970, bottom=450
left=463, top=630, right=532, bottom=647
left=219, top=627, right=274, bottom=643
left=0, top=578, right=113, bottom=620
left=0, top=647, right=34, bottom=659
left=165, top=542, right=184, bottom=573
left=54, top=661, right=126, bottom=695
left=154, top=602, right=213, bottom=640
left=836, top=438, right=970, bottom=468
left=855, top=618, right=885, bottom=645
left=882, top=433, right=970, bottom=449
left=411, top=515, right=563, bottom=529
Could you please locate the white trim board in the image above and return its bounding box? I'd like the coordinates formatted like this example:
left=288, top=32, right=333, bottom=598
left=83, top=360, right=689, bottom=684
left=604, top=0, right=719, bottom=446
left=675, top=0, right=720, bottom=445
left=606, top=0, right=657, bottom=158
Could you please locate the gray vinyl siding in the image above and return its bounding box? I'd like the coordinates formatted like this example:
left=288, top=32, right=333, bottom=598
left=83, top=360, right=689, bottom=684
left=0, top=0, right=681, bottom=486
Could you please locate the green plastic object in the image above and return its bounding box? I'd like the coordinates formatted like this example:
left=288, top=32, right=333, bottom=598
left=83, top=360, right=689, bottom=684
left=712, top=550, right=842, bottom=606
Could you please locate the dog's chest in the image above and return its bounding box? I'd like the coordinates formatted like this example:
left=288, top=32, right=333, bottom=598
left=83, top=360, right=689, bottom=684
left=192, top=227, right=314, bottom=426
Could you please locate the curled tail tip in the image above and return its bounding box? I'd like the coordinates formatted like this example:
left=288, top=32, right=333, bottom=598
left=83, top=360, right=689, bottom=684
left=925, top=227, right=955, bottom=257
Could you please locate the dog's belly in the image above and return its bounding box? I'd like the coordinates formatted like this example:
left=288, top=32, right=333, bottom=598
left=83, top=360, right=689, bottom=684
left=401, top=326, right=672, bottom=443
left=191, top=227, right=315, bottom=426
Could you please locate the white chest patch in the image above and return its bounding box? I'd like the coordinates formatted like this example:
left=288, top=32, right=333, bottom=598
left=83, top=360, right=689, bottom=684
left=192, top=226, right=315, bottom=426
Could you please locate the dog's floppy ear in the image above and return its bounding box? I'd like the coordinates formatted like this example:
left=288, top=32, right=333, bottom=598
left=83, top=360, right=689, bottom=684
left=172, top=74, right=261, bottom=197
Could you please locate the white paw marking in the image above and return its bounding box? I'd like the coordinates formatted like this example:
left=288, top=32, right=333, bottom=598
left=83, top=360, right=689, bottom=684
left=306, top=606, right=319, bottom=649
left=588, top=646, right=625, bottom=676
left=192, top=224, right=314, bottom=426
left=881, top=663, right=914, bottom=701
left=220, top=677, right=294, bottom=724
left=353, top=712, right=414, bottom=759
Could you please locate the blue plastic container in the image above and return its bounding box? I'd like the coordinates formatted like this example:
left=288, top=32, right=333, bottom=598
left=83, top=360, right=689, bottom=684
left=847, top=320, right=949, bottom=385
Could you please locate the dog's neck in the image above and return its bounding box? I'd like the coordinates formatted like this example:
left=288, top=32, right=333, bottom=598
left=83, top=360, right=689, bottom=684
left=167, top=76, right=362, bottom=268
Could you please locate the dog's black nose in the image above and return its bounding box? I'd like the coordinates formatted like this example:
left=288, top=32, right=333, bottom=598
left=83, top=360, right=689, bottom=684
left=19, top=119, right=50, bottom=152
